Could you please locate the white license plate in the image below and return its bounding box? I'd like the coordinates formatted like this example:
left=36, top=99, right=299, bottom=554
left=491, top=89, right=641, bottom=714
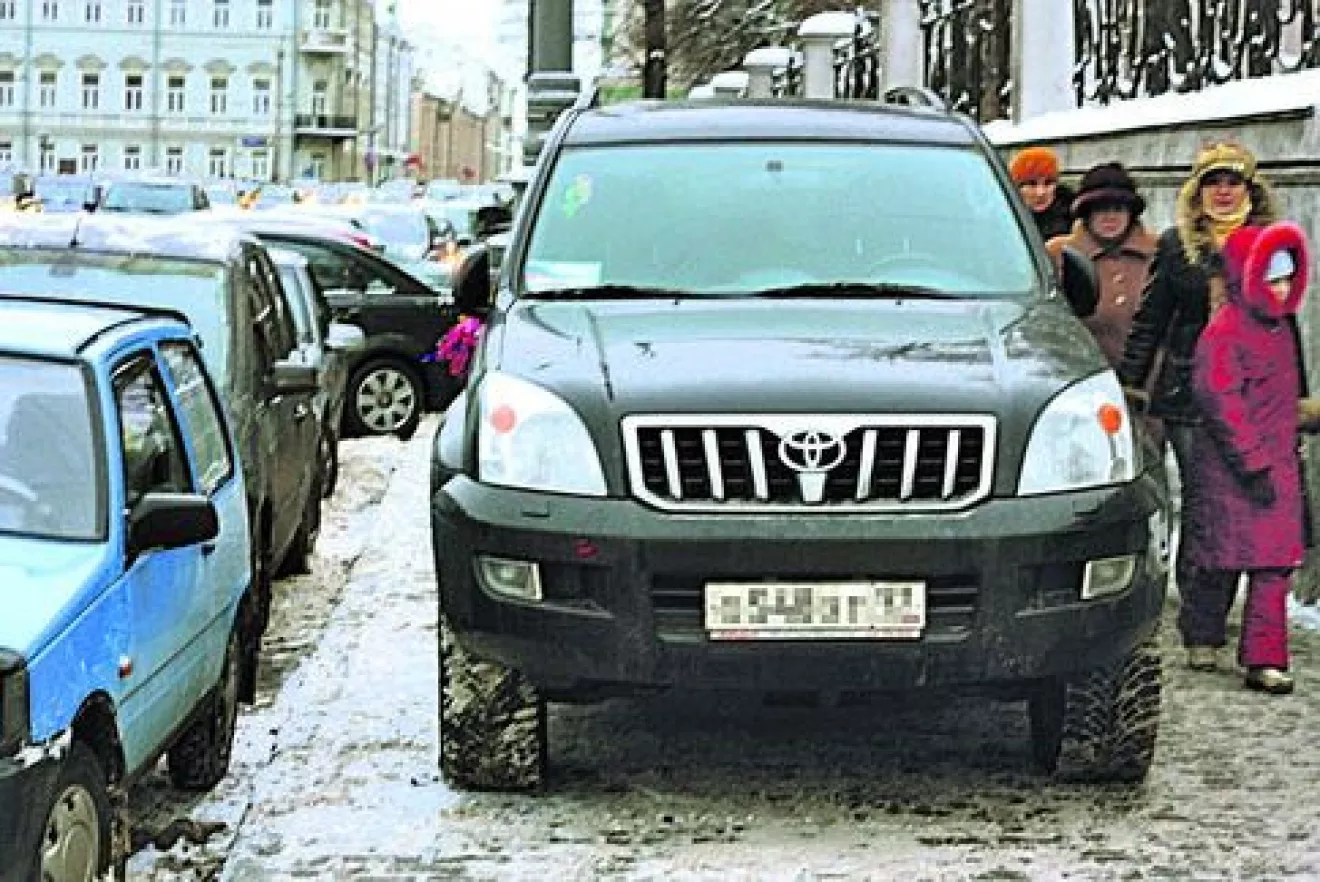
left=704, top=581, right=926, bottom=641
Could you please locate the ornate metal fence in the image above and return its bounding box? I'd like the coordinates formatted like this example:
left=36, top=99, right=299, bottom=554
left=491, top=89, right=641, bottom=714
left=919, top=0, right=1013, bottom=121
left=1075, top=0, right=1320, bottom=105
left=834, top=13, right=883, bottom=100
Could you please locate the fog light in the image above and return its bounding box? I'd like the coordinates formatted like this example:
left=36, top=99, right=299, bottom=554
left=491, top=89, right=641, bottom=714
left=477, top=556, right=542, bottom=602
left=1082, top=554, right=1138, bottom=600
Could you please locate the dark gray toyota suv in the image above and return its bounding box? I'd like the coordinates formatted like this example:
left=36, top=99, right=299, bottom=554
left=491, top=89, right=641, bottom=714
left=431, top=95, right=1170, bottom=791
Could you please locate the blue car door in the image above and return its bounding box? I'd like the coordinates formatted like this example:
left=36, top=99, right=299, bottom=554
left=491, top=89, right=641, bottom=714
left=111, top=354, right=211, bottom=770
left=158, top=340, right=248, bottom=654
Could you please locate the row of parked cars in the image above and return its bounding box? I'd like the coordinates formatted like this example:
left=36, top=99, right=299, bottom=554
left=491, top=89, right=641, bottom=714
left=0, top=179, right=511, bottom=876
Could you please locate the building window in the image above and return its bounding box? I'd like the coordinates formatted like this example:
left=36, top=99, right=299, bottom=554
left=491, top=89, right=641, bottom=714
left=127, top=0, right=143, bottom=23
left=84, top=1, right=100, bottom=22
left=169, top=0, right=184, bottom=26
left=123, top=144, right=142, bottom=171
left=39, top=142, right=55, bottom=173
left=252, top=78, right=271, bottom=115
left=165, top=146, right=184, bottom=175
left=41, top=1, right=58, bottom=21
left=310, top=79, right=327, bottom=114
left=212, top=0, right=228, bottom=28
left=209, top=77, right=228, bottom=114
left=208, top=147, right=228, bottom=178
left=80, top=144, right=99, bottom=174
left=39, top=71, right=57, bottom=107
left=251, top=150, right=269, bottom=179
left=0, top=142, right=11, bottom=165
left=309, top=152, right=326, bottom=180
left=312, top=0, right=330, bottom=29
left=255, top=0, right=272, bottom=28
left=0, top=72, right=13, bottom=108
left=124, top=74, right=144, bottom=111
left=0, top=2, right=15, bottom=21
left=81, top=73, right=100, bottom=110
left=167, top=75, right=185, bottom=112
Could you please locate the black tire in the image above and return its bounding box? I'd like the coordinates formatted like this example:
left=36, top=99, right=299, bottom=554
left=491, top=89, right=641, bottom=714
left=1029, top=641, right=1162, bottom=783
left=31, top=740, right=112, bottom=881
left=167, top=626, right=242, bottom=791
left=345, top=358, right=422, bottom=439
left=438, top=618, right=547, bottom=792
left=276, top=472, right=323, bottom=578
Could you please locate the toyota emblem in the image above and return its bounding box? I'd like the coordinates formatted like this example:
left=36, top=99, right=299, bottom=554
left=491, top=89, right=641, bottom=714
left=777, top=429, right=847, bottom=473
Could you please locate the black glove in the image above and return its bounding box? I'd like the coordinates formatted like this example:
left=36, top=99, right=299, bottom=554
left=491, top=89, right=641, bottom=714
left=1241, top=468, right=1276, bottom=507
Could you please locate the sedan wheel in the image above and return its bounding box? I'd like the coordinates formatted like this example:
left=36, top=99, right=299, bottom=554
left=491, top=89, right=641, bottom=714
left=37, top=742, right=110, bottom=882
left=346, top=360, right=421, bottom=438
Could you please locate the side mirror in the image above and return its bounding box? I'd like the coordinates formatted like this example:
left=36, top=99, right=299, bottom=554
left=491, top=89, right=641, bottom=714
left=1059, top=246, right=1099, bottom=319
left=475, top=205, right=513, bottom=239
left=128, top=492, right=218, bottom=555
left=451, top=243, right=493, bottom=316
left=270, top=359, right=319, bottom=395
left=325, top=321, right=366, bottom=352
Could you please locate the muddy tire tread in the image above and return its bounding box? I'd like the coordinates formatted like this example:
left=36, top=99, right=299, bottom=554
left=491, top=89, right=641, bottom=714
left=1052, top=642, right=1162, bottom=783
left=439, top=620, right=546, bottom=792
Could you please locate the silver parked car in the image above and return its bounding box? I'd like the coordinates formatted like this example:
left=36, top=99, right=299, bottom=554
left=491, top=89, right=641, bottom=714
left=268, top=247, right=365, bottom=498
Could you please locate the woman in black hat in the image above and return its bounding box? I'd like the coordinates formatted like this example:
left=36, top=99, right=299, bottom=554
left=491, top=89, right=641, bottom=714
left=1047, top=162, right=1157, bottom=371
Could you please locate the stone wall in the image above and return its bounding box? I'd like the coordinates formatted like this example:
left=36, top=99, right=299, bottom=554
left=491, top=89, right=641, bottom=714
left=983, top=69, right=1320, bottom=598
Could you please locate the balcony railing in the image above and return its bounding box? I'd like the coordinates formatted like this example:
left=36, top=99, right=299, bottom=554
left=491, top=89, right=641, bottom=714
left=300, top=28, right=350, bottom=54
left=294, top=114, right=357, bottom=138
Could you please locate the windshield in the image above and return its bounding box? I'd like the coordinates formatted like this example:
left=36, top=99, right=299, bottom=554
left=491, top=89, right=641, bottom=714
left=523, top=141, right=1038, bottom=298
left=352, top=208, right=431, bottom=261
left=0, top=357, right=102, bottom=541
left=101, top=182, right=198, bottom=214
left=0, top=253, right=230, bottom=372
left=34, top=179, right=96, bottom=213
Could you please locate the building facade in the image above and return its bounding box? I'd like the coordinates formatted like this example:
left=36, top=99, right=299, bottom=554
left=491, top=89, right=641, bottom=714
left=0, top=0, right=413, bottom=183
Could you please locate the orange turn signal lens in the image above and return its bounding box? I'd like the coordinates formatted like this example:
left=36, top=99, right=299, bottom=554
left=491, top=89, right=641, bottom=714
left=490, top=404, right=517, bottom=434
left=1098, top=403, right=1124, bottom=435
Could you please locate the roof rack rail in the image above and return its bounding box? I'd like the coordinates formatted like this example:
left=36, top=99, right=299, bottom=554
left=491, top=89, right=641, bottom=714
left=883, top=86, right=948, bottom=112
left=573, top=77, right=602, bottom=111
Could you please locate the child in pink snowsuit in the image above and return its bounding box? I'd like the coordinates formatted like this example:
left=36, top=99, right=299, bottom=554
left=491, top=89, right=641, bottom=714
left=1189, top=220, right=1311, bottom=695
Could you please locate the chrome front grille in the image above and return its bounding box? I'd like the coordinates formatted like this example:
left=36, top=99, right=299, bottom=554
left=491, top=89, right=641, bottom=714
left=621, top=414, right=996, bottom=512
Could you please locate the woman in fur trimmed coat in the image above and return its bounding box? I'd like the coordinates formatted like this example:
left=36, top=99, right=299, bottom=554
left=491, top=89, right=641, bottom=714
left=1117, top=141, right=1280, bottom=674
left=1189, top=221, right=1310, bottom=694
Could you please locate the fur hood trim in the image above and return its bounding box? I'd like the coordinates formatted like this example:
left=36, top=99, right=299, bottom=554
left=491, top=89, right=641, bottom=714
left=1222, top=221, right=1310, bottom=318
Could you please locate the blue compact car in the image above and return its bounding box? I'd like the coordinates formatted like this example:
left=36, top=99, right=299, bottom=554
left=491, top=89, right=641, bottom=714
left=0, top=300, right=253, bottom=881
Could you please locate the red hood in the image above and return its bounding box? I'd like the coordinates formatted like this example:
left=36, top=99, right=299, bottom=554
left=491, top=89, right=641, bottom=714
left=1223, top=221, right=1310, bottom=319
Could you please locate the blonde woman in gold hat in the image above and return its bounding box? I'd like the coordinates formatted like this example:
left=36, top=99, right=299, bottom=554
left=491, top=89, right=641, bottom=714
left=1119, top=141, right=1281, bottom=674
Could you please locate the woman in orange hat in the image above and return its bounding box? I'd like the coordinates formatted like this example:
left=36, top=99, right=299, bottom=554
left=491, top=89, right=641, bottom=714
left=1009, top=146, right=1074, bottom=241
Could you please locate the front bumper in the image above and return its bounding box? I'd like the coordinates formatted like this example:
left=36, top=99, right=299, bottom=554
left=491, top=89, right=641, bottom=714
left=432, top=475, right=1168, bottom=697
left=0, top=752, right=60, bottom=882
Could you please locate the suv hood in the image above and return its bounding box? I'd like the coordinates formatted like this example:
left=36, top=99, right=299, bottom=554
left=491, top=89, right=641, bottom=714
left=0, top=537, right=108, bottom=656
left=491, top=297, right=1105, bottom=414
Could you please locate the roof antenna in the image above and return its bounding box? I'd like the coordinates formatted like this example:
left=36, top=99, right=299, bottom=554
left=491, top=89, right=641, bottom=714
left=68, top=212, right=85, bottom=249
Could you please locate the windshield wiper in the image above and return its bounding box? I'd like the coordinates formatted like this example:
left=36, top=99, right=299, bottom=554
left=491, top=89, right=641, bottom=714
left=533, top=284, right=694, bottom=300
left=749, top=282, right=955, bottom=300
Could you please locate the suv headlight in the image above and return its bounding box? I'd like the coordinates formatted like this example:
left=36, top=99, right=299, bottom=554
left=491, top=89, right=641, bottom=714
left=1018, top=371, right=1137, bottom=496
left=0, top=649, right=30, bottom=758
left=477, top=372, right=607, bottom=496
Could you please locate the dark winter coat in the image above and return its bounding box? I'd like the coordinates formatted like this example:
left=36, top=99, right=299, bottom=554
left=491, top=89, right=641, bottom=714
left=1186, top=222, right=1310, bottom=570
left=1032, top=183, right=1075, bottom=242
left=1117, top=180, right=1278, bottom=425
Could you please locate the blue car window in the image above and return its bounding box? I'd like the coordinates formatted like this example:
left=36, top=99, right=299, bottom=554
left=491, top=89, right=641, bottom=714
left=0, top=358, right=101, bottom=540
left=159, top=341, right=234, bottom=495
left=114, top=359, right=191, bottom=505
